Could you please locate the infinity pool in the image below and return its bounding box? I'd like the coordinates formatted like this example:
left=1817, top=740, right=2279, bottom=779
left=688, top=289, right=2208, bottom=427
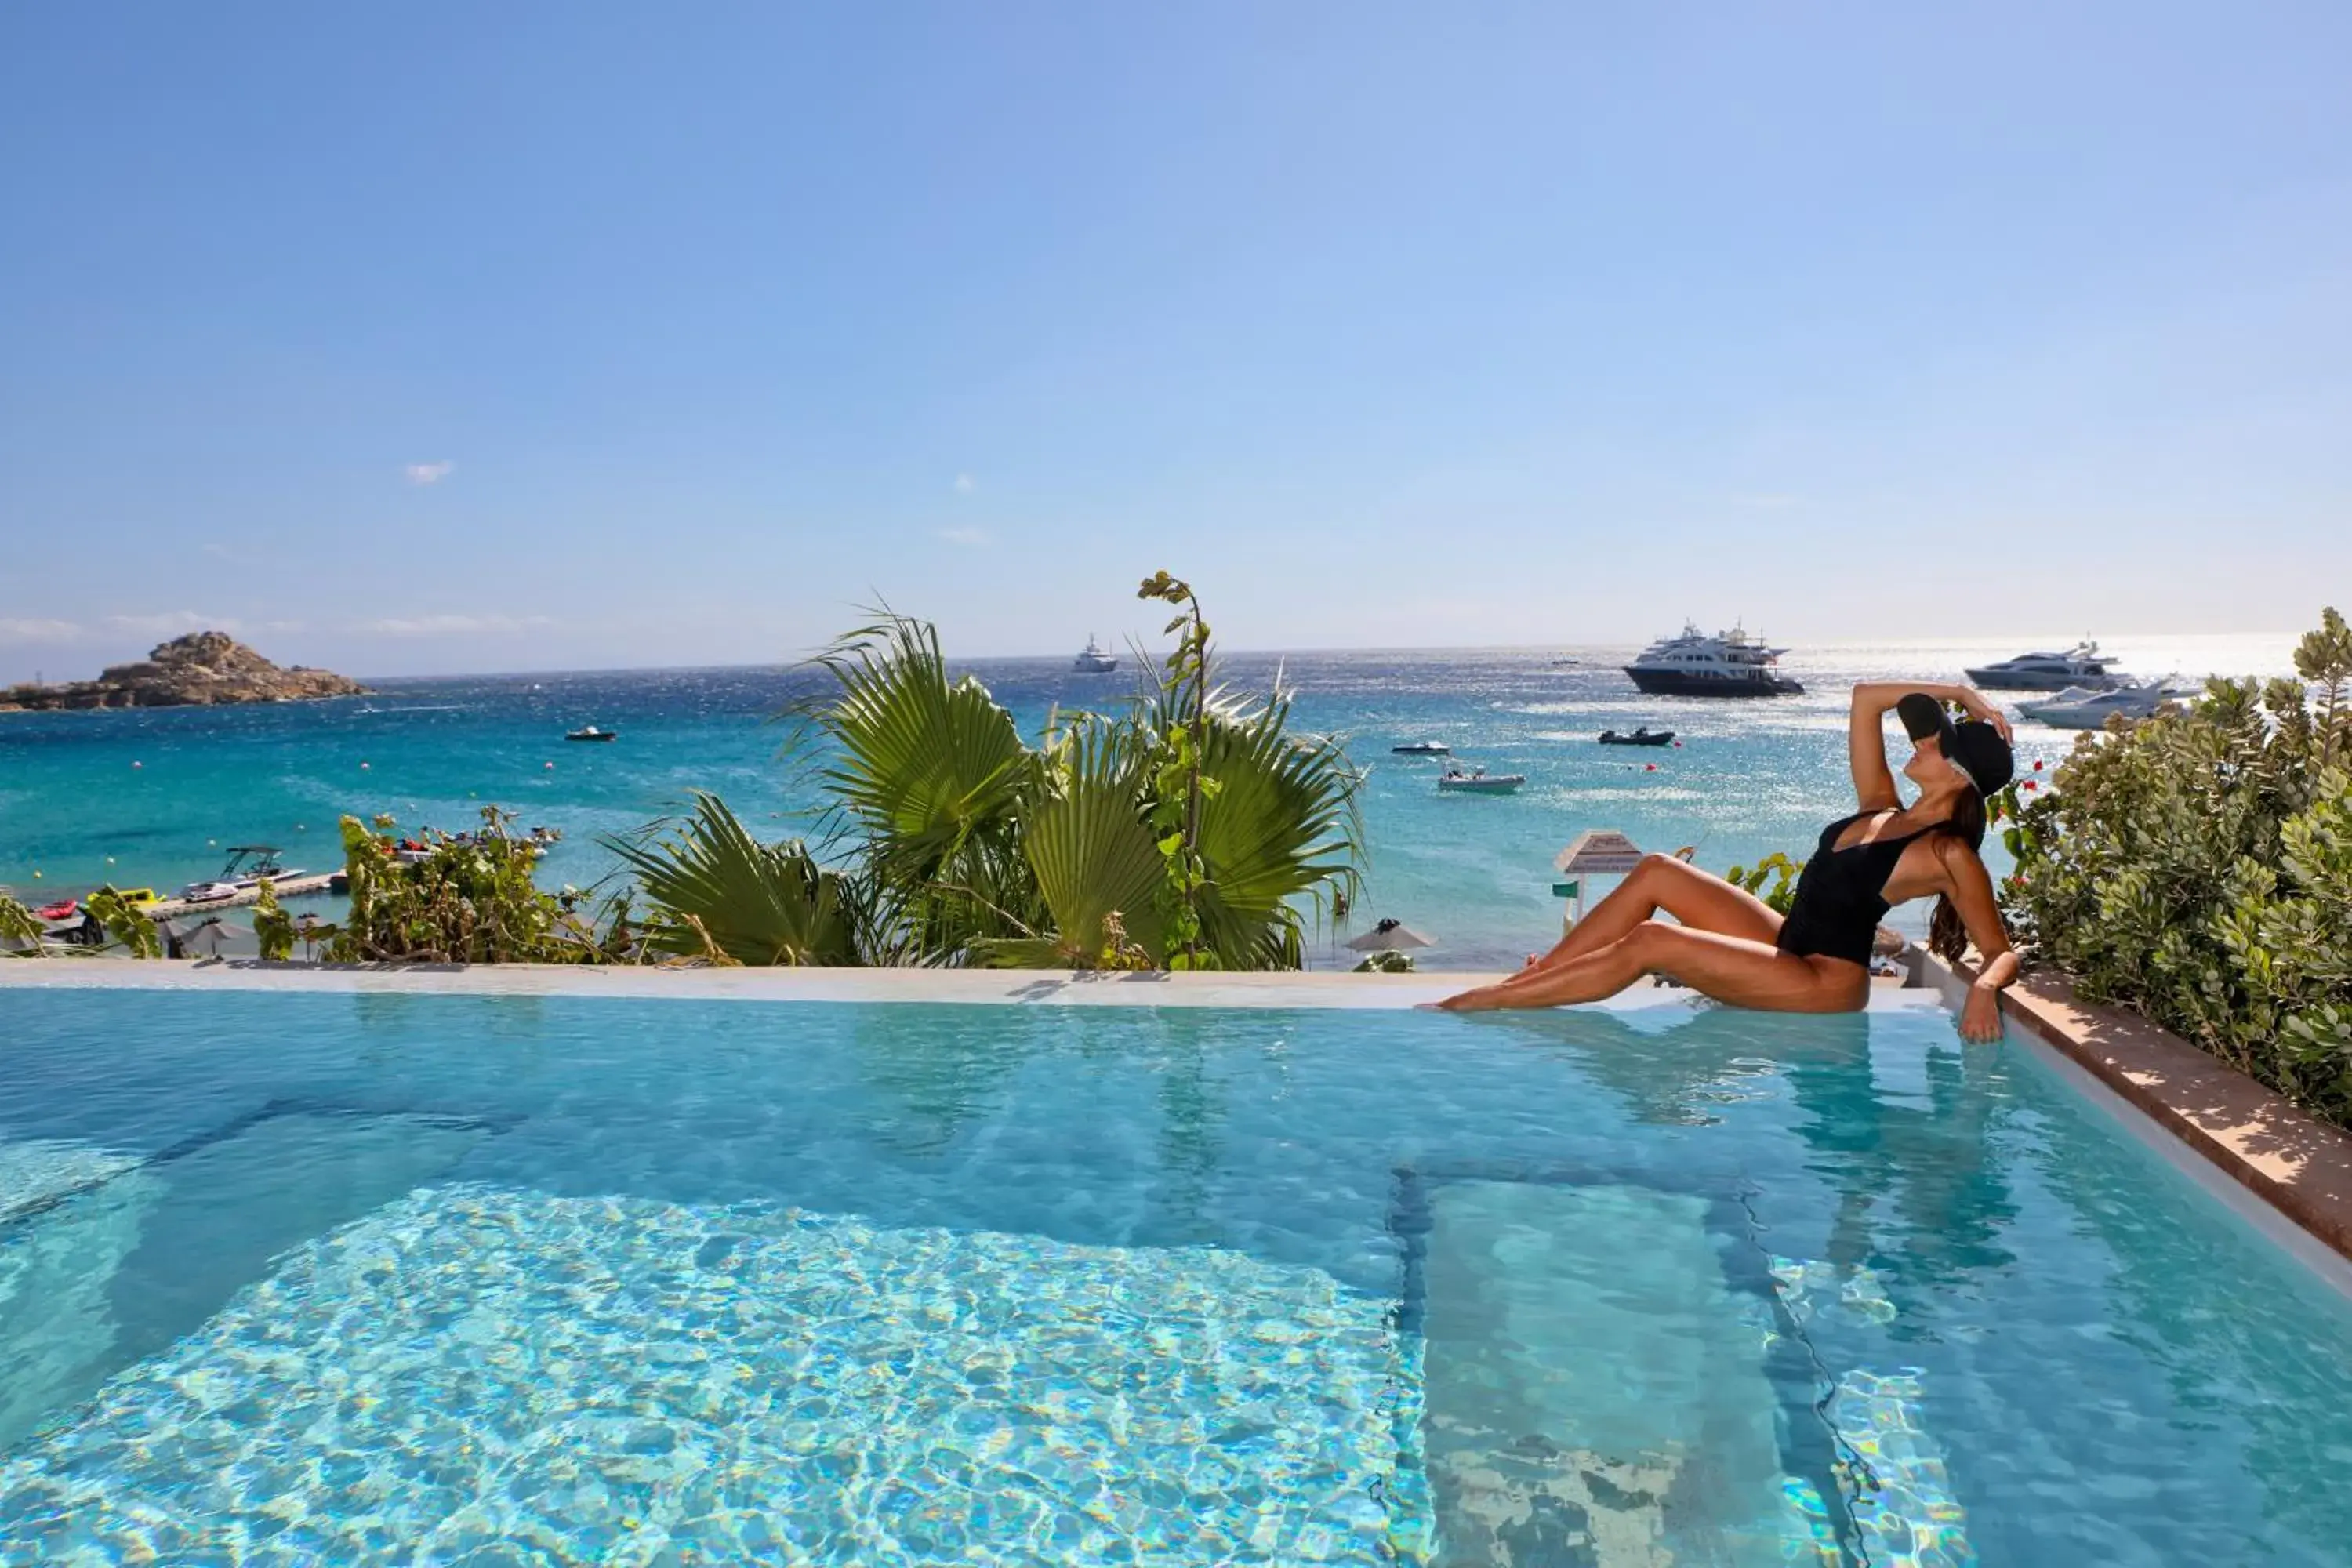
left=2, top=986, right=2350, bottom=1565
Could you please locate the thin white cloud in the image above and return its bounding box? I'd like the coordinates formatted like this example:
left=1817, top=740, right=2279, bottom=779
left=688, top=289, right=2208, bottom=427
left=0, top=618, right=82, bottom=644
left=936, top=526, right=991, bottom=547
left=953, top=474, right=976, bottom=494
left=107, top=611, right=237, bottom=637
left=405, top=460, right=456, bottom=486
left=358, top=613, right=554, bottom=637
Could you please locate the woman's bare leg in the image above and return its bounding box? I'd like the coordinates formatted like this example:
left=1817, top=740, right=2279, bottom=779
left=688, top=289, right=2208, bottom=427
left=1443, top=923, right=1861, bottom=1013
left=1508, top=855, right=1783, bottom=983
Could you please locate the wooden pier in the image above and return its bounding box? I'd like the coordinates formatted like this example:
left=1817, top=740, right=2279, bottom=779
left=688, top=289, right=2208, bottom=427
left=148, top=872, right=342, bottom=921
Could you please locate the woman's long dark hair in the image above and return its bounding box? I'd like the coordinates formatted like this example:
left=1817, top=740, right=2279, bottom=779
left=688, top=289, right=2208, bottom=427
left=1926, top=787, right=1989, bottom=962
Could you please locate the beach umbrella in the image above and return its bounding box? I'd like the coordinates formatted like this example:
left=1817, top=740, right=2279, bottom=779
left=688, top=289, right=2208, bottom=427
left=1347, top=917, right=1435, bottom=952
left=179, top=916, right=233, bottom=959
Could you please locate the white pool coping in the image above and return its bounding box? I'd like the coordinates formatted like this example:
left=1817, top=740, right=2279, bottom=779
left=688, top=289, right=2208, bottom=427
left=0, top=958, right=1954, bottom=1012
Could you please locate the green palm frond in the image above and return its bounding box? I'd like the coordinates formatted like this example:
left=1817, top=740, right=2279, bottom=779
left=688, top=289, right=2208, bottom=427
left=978, top=716, right=1167, bottom=967
left=604, top=791, right=860, bottom=966
left=786, top=611, right=1047, bottom=960
left=796, top=613, right=1034, bottom=867
left=1189, top=690, right=1367, bottom=969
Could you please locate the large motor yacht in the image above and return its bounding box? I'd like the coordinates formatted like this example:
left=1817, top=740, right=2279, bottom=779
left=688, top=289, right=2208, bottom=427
left=1622, top=622, right=1803, bottom=697
left=1072, top=635, right=1119, bottom=674
left=1963, top=640, right=2125, bottom=691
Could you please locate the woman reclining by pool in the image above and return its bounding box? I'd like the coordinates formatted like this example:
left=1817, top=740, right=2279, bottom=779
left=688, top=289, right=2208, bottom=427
left=1439, top=683, right=2020, bottom=1041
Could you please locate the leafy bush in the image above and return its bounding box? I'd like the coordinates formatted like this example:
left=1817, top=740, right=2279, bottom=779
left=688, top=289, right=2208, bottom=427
left=321, top=808, right=622, bottom=964
left=2001, top=608, right=2352, bottom=1127
left=1724, top=852, right=1805, bottom=915
left=0, top=891, right=48, bottom=953
left=85, top=886, right=162, bottom=958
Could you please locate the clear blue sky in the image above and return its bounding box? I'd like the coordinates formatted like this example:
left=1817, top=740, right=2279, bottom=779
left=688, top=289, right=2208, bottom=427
left=3, top=2, right=2347, bottom=680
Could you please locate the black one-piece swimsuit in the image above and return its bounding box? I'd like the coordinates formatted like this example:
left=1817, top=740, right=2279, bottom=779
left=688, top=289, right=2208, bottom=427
left=1774, top=811, right=1950, bottom=967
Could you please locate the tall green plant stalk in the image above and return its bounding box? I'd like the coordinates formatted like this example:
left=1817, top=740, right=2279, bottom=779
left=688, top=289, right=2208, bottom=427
left=1138, top=569, right=1220, bottom=970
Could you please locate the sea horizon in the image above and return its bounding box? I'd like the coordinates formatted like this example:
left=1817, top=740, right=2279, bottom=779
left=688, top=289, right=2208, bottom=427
left=2, top=627, right=2317, bottom=690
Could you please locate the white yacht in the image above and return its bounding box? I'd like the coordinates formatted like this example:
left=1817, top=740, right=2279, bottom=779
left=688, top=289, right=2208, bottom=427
left=1622, top=622, right=1803, bottom=697
left=1073, top=635, right=1118, bottom=674
left=2016, top=682, right=2169, bottom=729
left=1964, top=640, right=2128, bottom=691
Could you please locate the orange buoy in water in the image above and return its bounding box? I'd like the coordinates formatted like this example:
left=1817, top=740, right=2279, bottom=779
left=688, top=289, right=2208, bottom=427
left=1645, top=762, right=1658, bottom=771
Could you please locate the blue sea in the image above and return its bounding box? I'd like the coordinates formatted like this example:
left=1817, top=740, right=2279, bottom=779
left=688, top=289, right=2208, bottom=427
left=0, top=636, right=2296, bottom=968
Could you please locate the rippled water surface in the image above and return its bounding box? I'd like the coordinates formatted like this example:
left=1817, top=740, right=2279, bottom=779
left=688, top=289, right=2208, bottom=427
left=3, top=989, right=2350, bottom=1564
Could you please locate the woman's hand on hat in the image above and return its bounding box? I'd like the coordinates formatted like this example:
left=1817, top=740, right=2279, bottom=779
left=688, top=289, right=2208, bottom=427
left=1957, top=688, right=2013, bottom=743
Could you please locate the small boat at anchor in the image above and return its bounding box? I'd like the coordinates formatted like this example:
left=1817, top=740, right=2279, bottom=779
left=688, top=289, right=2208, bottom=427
left=1437, top=766, right=1526, bottom=794
left=566, top=725, right=618, bottom=742
left=1599, top=726, right=1675, bottom=746
left=1392, top=741, right=1451, bottom=756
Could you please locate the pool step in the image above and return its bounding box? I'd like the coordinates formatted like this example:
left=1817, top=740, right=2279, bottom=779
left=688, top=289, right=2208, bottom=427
left=1768, top=1256, right=1977, bottom=1566
left=1410, top=1179, right=1795, bottom=1564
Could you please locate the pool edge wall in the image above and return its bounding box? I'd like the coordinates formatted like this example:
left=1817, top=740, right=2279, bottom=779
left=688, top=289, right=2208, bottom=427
left=1915, top=946, right=2352, bottom=1277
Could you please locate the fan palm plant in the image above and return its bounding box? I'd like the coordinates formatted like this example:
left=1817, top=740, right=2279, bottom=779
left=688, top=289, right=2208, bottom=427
left=604, top=791, right=861, bottom=966
left=790, top=612, right=1046, bottom=962
left=973, top=712, right=1167, bottom=967
left=614, top=584, right=1365, bottom=971
left=1176, top=686, right=1366, bottom=969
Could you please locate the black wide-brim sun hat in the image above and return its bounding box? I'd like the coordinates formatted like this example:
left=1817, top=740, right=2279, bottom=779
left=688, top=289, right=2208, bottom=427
left=1896, top=692, right=2013, bottom=797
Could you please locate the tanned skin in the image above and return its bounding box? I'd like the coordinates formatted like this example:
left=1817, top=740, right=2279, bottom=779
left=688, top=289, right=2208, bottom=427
left=1437, top=683, right=2019, bottom=1042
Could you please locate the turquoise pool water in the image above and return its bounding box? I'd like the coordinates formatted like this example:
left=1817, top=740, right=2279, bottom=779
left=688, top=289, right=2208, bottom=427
left=3, top=990, right=2350, bottom=1565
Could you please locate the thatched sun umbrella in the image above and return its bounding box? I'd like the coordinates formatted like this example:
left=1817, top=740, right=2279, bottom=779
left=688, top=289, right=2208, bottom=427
left=1346, top=917, right=1436, bottom=953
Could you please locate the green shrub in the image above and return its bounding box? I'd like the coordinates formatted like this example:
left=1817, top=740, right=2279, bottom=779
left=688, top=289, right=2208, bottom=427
left=323, top=808, right=622, bottom=965
left=0, top=891, right=48, bottom=953
left=2002, top=608, right=2352, bottom=1127
left=1724, top=852, right=1805, bottom=915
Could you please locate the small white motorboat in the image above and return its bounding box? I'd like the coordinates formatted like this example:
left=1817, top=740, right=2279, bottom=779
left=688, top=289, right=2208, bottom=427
left=1392, top=741, right=1450, bottom=756
left=1437, top=765, right=1526, bottom=794
left=2016, top=682, right=2169, bottom=729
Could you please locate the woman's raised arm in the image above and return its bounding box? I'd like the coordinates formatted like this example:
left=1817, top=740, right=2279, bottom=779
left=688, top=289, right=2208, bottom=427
left=1846, top=684, right=1907, bottom=812
left=1846, top=681, right=2013, bottom=811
